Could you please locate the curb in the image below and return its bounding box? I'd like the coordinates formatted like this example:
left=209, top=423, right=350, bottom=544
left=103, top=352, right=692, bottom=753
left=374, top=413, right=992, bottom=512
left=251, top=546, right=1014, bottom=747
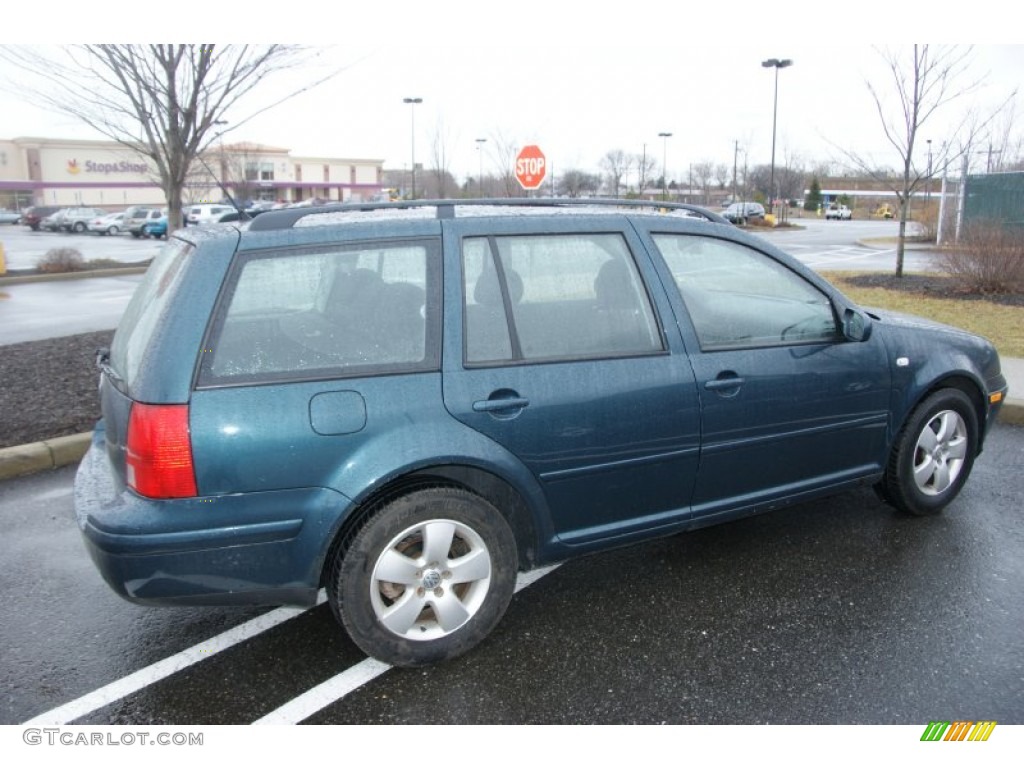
left=0, top=433, right=92, bottom=481
left=0, top=265, right=148, bottom=286
left=999, top=398, right=1024, bottom=427
left=1, top=400, right=1022, bottom=482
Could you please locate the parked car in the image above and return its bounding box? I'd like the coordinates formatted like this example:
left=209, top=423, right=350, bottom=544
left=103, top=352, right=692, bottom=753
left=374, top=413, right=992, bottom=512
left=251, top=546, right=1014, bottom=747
left=721, top=201, right=766, bottom=224
left=61, top=207, right=109, bottom=233
left=0, top=208, right=22, bottom=224
left=75, top=199, right=1008, bottom=668
left=244, top=201, right=275, bottom=216
left=826, top=204, right=853, bottom=220
left=141, top=215, right=168, bottom=239
left=40, top=209, right=70, bottom=232
left=88, top=211, right=126, bottom=235
left=214, top=210, right=250, bottom=224
left=125, top=207, right=165, bottom=238
left=185, top=203, right=235, bottom=225
left=20, top=205, right=63, bottom=231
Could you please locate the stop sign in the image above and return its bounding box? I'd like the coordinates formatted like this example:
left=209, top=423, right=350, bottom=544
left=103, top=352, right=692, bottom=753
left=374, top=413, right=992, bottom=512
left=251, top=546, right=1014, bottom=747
left=515, top=145, right=547, bottom=190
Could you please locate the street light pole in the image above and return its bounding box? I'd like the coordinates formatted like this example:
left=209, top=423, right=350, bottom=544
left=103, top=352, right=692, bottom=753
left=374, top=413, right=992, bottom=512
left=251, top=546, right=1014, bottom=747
left=761, top=58, right=792, bottom=217
left=658, top=132, right=672, bottom=200
left=475, top=138, right=487, bottom=198
left=403, top=97, right=422, bottom=199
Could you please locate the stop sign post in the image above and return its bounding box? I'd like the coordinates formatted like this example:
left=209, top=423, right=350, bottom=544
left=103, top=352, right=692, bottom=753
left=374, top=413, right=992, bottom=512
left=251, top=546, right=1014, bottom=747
left=515, top=145, right=547, bottom=191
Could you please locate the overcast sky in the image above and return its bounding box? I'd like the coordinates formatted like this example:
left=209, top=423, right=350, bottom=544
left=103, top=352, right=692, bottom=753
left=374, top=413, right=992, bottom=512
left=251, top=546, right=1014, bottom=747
left=1, top=4, right=1020, bottom=184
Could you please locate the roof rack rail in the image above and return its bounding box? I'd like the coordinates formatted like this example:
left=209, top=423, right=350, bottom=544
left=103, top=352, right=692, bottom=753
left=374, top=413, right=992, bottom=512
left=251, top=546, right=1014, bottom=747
left=247, top=197, right=729, bottom=231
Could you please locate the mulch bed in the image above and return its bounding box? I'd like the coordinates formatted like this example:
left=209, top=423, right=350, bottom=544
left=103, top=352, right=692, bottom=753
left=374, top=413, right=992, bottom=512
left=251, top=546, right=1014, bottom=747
left=0, top=330, right=114, bottom=449
left=838, top=272, right=1024, bottom=308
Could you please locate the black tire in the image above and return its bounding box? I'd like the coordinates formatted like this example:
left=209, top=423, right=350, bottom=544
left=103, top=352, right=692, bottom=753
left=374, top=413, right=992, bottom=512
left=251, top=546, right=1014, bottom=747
left=131, top=231, right=141, bottom=238
left=882, top=388, right=978, bottom=516
left=331, top=488, right=518, bottom=667
left=73, top=222, right=86, bottom=232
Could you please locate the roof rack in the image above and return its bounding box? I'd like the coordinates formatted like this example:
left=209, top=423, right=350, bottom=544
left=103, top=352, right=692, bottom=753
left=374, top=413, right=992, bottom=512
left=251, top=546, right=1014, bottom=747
left=247, top=197, right=729, bottom=231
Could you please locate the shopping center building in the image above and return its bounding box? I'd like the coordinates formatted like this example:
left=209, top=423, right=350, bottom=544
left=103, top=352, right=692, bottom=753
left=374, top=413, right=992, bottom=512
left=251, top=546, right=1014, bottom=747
left=0, top=136, right=386, bottom=210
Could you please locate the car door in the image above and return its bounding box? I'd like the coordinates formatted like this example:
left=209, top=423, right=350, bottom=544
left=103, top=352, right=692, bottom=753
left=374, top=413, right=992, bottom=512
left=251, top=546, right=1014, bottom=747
left=441, top=217, right=701, bottom=547
left=646, top=231, right=891, bottom=522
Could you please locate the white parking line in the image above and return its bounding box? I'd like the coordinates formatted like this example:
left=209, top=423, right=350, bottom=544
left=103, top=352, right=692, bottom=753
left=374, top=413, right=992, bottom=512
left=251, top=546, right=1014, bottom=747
left=253, top=563, right=563, bottom=725
left=22, top=596, right=326, bottom=725
left=22, top=563, right=562, bottom=726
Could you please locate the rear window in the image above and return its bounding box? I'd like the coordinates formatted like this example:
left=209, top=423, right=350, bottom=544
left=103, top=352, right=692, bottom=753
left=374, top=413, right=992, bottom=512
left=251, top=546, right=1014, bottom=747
left=109, top=239, right=192, bottom=390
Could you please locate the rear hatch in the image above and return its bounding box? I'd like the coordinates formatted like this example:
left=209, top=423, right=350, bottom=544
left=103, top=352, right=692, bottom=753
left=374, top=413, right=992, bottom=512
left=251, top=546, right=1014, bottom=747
left=98, top=239, right=194, bottom=488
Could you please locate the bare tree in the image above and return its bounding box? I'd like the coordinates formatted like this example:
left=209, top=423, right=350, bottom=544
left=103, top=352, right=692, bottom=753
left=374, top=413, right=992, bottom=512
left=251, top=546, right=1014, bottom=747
left=488, top=131, right=522, bottom=197
left=428, top=118, right=455, bottom=199
left=691, top=161, right=715, bottom=204
left=634, top=150, right=657, bottom=196
left=713, top=163, right=730, bottom=191
left=600, top=149, right=631, bottom=197
left=0, top=45, right=346, bottom=228
left=839, top=44, right=1014, bottom=276
left=557, top=169, right=601, bottom=198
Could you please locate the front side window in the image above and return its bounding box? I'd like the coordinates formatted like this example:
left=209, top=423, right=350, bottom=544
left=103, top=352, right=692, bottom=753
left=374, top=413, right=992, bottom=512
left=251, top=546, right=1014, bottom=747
left=199, top=239, right=438, bottom=385
left=652, top=234, right=838, bottom=350
left=463, top=233, right=662, bottom=364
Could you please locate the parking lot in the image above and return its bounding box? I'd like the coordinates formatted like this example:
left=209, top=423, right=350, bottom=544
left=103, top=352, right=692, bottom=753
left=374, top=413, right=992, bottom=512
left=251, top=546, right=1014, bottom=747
left=2, top=214, right=1021, bottom=727
left=3, top=422, right=1022, bottom=725
left=0, top=223, right=160, bottom=272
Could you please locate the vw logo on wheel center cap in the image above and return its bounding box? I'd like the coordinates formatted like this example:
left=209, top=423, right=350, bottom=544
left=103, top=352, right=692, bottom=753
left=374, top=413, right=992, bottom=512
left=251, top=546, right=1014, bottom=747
left=421, top=568, right=443, bottom=590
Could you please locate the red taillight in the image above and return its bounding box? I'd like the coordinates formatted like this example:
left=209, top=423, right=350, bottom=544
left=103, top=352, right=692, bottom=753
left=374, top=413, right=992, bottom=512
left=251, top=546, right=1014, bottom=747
left=125, top=403, right=197, bottom=498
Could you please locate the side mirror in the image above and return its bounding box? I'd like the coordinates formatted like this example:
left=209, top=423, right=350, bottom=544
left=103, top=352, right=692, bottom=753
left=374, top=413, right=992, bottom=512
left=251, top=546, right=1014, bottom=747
left=843, top=307, right=873, bottom=342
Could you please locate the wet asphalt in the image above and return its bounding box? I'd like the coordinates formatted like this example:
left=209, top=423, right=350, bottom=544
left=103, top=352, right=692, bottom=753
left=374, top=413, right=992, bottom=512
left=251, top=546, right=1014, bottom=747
left=2, top=424, right=1022, bottom=725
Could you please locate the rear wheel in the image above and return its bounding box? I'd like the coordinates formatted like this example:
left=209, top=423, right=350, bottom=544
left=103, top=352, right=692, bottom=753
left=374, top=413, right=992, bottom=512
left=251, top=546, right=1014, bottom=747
left=73, top=222, right=86, bottom=232
left=331, top=488, right=517, bottom=667
left=882, top=388, right=978, bottom=516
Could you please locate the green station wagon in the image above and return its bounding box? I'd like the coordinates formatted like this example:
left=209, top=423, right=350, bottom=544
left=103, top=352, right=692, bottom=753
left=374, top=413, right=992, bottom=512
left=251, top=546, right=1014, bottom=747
left=74, top=199, right=1008, bottom=666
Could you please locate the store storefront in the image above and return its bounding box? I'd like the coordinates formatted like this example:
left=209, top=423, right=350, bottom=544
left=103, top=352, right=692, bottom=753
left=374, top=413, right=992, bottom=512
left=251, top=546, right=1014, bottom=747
left=0, top=137, right=385, bottom=211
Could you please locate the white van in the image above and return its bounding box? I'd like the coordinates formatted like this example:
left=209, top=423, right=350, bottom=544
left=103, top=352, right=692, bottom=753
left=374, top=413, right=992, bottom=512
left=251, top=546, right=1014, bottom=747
left=185, top=204, right=236, bottom=225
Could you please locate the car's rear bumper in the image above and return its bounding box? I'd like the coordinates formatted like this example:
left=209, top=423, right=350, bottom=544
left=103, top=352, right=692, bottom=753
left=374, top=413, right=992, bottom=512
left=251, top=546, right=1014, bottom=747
left=73, top=429, right=351, bottom=608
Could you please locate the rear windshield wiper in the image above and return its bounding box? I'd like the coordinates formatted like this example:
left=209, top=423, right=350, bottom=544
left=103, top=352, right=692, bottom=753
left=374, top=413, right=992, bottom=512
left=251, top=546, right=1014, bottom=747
left=95, top=347, right=124, bottom=386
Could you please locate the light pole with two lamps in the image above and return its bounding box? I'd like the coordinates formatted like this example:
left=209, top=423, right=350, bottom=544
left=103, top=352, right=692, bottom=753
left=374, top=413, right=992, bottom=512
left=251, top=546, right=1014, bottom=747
left=403, top=97, right=422, bottom=199
left=658, top=132, right=672, bottom=200
left=475, top=138, right=487, bottom=198
left=761, top=57, right=792, bottom=217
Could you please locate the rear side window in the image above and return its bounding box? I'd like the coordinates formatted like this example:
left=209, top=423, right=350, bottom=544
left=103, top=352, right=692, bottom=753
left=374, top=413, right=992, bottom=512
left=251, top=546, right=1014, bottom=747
left=463, top=233, right=662, bottom=364
left=110, top=238, right=193, bottom=390
left=198, top=239, right=440, bottom=386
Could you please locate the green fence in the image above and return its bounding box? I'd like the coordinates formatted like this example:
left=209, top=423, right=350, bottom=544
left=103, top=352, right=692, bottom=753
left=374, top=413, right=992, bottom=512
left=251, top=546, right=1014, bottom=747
left=964, top=172, right=1024, bottom=228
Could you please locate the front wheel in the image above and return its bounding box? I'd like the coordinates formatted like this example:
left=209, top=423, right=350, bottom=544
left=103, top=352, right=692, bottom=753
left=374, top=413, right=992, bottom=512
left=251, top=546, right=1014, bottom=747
left=881, top=388, right=978, bottom=516
left=73, top=222, right=86, bottom=232
left=332, top=488, right=518, bottom=667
